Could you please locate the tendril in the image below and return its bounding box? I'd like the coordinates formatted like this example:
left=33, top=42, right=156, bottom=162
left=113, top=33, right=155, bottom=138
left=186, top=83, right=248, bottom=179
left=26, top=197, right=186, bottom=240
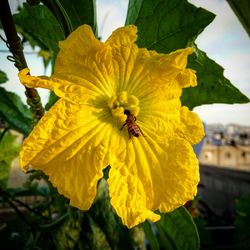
left=0, top=0, right=45, bottom=125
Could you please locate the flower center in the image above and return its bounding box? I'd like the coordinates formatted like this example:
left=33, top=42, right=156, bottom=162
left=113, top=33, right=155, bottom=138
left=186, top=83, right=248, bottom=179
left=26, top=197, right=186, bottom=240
left=108, top=91, right=140, bottom=122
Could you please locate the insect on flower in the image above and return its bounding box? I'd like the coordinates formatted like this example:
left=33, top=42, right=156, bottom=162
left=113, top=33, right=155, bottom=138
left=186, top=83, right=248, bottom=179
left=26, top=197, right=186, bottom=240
left=120, top=110, right=144, bottom=139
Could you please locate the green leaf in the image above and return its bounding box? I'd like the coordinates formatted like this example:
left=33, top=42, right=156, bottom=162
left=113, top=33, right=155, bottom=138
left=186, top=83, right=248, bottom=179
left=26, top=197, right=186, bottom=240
left=0, top=70, right=8, bottom=84
left=141, top=221, right=159, bottom=250
left=181, top=45, right=250, bottom=109
left=155, top=206, right=200, bottom=250
left=234, top=194, right=250, bottom=248
left=14, top=3, right=64, bottom=53
left=0, top=87, right=33, bottom=135
left=89, top=179, right=134, bottom=250
left=0, top=161, right=11, bottom=188
left=126, top=0, right=249, bottom=108
left=0, top=133, right=19, bottom=165
left=14, top=1, right=97, bottom=71
left=15, top=24, right=53, bottom=70
left=55, top=211, right=82, bottom=250
left=126, top=0, right=215, bottom=53
left=48, top=0, right=98, bottom=35
left=82, top=214, right=112, bottom=250
left=0, top=133, right=20, bottom=188
left=16, top=25, right=48, bottom=51
left=193, top=217, right=213, bottom=247
left=37, top=49, right=52, bottom=69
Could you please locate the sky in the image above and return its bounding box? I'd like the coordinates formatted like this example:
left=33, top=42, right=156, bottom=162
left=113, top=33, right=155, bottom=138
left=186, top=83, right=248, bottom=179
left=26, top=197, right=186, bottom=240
left=0, top=0, right=250, bottom=125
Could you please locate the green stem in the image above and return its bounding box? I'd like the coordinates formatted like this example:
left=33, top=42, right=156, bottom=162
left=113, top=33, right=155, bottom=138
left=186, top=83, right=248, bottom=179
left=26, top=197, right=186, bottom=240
left=0, top=0, right=44, bottom=124
left=1, top=188, right=50, bottom=221
left=0, top=127, right=9, bottom=141
left=5, top=198, right=30, bottom=225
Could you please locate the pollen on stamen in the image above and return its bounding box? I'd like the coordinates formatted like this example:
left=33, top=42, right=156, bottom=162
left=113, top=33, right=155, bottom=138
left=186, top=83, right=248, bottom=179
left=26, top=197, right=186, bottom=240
left=128, top=105, right=140, bottom=116
left=108, top=91, right=140, bottom=122
left=118, top=91, right=128, bottom=104
left=111, top=107, right=126, bottom=122
left=107, top=96, right=117, bottom=109
left=127, top=95, right=139, bottom=106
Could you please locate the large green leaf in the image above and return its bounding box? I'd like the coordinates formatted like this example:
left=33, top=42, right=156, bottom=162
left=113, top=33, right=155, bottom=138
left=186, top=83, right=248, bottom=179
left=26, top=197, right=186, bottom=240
left=14, top=3, right=64, bottom=53
left=156, top=206, right=200, bottom=250
left=182, top=46, right=249, bottom=109
left=43, top=0, right=98, bottom=35
left=193, top=217, right=213, bottom=248
left=0, top=133, right=20, bottom=188
left=126, top=0, right=214, bottom=52
left=141, top=221, right=159, bottom=250
left=126, top=0, right=249, bottom=108
left=0, top=87, right=33, bottom=135
left=14, top=0, right=97, bottom=52
left=0, top=70, right=8, bottom=84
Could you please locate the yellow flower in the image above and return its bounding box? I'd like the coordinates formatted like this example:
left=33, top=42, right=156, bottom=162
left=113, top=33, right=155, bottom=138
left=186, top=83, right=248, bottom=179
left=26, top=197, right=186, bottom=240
left=18, top=25, right=204, bottom=228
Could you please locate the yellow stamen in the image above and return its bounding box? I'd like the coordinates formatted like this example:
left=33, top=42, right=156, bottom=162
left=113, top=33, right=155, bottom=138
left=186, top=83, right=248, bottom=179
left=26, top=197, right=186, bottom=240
left=108, top=91, right=140, bottom=121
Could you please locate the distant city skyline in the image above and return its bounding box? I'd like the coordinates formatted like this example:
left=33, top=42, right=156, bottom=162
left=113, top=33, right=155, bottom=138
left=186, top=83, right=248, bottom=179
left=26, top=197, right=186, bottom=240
left=0, top=0, right=249, bottom=125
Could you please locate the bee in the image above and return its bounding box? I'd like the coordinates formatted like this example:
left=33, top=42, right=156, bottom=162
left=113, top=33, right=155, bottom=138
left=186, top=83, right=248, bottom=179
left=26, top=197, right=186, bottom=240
left=120, top=110, right=144, bottom=139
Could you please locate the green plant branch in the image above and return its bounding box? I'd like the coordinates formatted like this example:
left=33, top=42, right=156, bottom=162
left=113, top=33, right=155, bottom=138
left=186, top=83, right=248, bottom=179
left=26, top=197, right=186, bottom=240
left=2, top=196, right=30, bottom=225
left=0, top=188, right=50, bottom=221
left=0, top=0, right=44, bottom=124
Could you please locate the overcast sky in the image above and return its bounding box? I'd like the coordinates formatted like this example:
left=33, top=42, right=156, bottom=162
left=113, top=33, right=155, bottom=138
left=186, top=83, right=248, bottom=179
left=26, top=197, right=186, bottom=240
left=0, top=0, right=249, bottom=125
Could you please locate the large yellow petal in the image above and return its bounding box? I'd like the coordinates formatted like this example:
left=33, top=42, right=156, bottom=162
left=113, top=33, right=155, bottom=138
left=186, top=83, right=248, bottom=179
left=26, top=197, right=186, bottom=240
left=175, top=106, right=205, bottom=144
left=145, top=48, right=196, bottom=88
left=58, top=25, right=101, bottom=58
left=176, top=68, right=197, bottom=88
left=104, top=28, right=185, bottom=98
left=139, top=133, right=199, bottom=212
left=105, top=25, right=139, bottom=93
left=139, top=98, right=182, bottom=138
left=133, top=82, right=204, bottom=145
left=54, top=25, right=115, bottom=99
left=106, top=33, right=195, bottom=99
left=108, top=133, right=199, bottom=228
left=18, top=68, right=56, bottom=90
left=167, top=47, right=194, bottom=69
left=19, top=25, right=116, bottom=105
left=20, top=98, right=112, bottom=209
left=130, top=79, right=182, bottom=140
left=108, top=160, right=161, bottom=228
left=18, top=68, right=99, bottom=106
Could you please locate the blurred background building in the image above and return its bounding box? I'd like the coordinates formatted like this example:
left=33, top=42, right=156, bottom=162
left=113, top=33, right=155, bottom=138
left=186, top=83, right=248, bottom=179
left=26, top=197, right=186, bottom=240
left=200, top=124, right=250, bottom=170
